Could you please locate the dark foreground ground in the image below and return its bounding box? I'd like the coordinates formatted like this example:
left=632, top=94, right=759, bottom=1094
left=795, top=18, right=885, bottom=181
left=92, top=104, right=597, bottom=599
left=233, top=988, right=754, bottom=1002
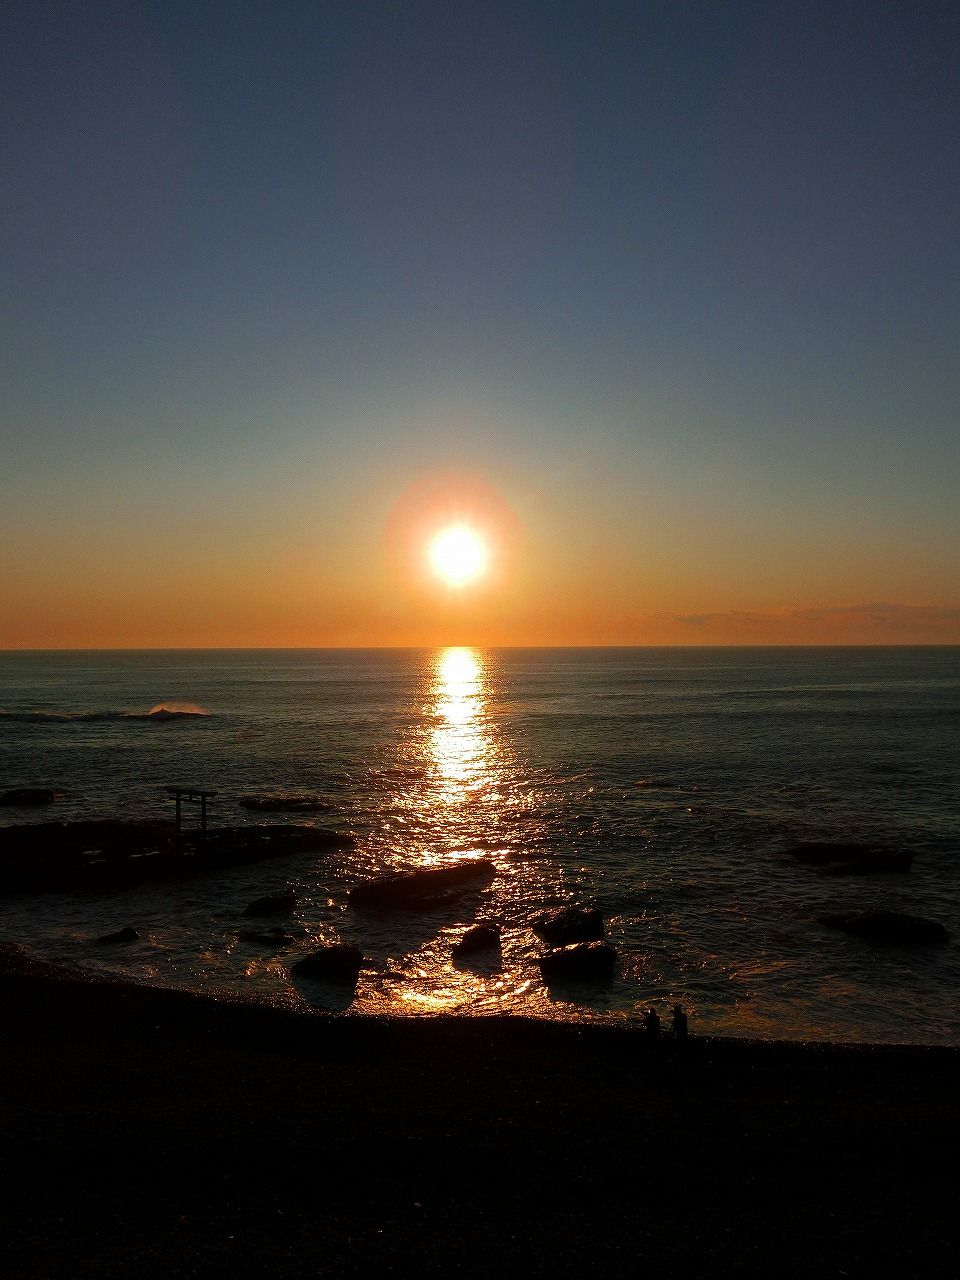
left=2, top=950, right=957, bottom=1280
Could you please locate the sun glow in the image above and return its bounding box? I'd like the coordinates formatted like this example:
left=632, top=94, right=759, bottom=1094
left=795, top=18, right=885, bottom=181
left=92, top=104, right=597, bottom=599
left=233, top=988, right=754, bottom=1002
left=428, top=526, right=488, bottom=588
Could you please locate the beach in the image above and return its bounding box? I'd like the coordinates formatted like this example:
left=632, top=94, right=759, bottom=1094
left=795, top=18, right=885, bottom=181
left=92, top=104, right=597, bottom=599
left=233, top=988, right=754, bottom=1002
left=3, top=946, right=957, bottom=1279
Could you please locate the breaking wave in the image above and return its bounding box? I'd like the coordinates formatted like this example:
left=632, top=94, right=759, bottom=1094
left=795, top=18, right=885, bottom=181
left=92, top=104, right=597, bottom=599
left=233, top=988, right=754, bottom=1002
left=0, top=702, right=210, bottom=724
left=141, top=702, right=209, bottom=720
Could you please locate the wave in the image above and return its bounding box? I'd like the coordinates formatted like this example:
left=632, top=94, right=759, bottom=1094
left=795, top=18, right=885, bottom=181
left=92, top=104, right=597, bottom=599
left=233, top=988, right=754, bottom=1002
left=0, top=702, right=210, bottom=724
left=140, top=702, right=210, bottom=721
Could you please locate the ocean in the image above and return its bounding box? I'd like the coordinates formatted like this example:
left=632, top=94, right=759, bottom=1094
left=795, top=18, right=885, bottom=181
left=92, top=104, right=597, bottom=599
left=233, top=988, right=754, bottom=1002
left=1, top=646, right=957, bottom=1043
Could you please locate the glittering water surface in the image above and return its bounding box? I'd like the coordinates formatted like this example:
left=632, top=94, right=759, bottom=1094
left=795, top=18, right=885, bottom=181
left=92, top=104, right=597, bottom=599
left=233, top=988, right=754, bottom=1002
left=1, top=647, right=958, bottom=1042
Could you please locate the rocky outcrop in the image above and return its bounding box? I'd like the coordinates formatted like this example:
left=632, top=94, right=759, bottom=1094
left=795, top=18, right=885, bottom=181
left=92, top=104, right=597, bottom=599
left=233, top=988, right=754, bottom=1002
left=820, top=911, right=949, bottom=945
left=0, top=821, right=352, bottom=896
left=290, top=944, right=363, bottom=981
left=451, top=923, right=501, bottom=958
left=243, top=890, right=296, bottom=917
left=531, top=906, right=605, bottom=946
left=0, top=788, right=57, bottom=806
left=238, top=795, right=334, bottom=812
left=349, top=859, right=496, bottom=909
left=786, top=842, right=912, bottom=874
left=539, top=941, right=617, bottom=984
left=95, top=927, right=139, bottom=945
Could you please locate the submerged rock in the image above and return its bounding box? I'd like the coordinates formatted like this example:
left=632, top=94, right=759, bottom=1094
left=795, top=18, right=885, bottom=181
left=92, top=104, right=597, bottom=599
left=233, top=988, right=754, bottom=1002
left=786, top=842, right=913, bottom=874
left=531, top=906, right=605, bottom=946
left=452, top=923, right=501, bottom=958
left=238, top=926, right=300, bottom=948
left=238, top=794, right=334, bottom=812
left=95, top=927, right=140, bottom=946
left=243, top=890, right=296, bottom=917
left=349, top=859, right=496, bottom=909
left=820, top=910, right=949, bottom=945
left=539, top=941, right=617, bottom=984
left=291, top=944, right=363, bottom=981
left=0, top=788, right=57, bottom=806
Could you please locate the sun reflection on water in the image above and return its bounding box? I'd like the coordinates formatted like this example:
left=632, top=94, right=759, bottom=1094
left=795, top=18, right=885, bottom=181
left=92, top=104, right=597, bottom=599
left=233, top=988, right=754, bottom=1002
left=346, top=647, right=562, bottom=1018
left=430, top=647, right=496, bottom=806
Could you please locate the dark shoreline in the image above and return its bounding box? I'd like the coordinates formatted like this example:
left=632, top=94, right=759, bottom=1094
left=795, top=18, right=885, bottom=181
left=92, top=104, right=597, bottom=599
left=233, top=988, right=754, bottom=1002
left=3, top=946, right=958, bottom=1278
left=3, top=941, right=957, bottom=1062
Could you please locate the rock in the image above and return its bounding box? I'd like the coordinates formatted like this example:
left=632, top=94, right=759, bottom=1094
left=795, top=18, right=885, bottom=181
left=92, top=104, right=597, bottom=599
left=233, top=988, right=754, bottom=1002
left=0, top=788, right=57, bottom=806
left=239, top=794, right=334, bottom=812
left=243, top=890, right=296, bottom=917
left=349, top=859, right=496, bottom=909
left=452, top=923, right=501, bottom=958
left=785, top=842, right=913, bottom=874
left=539, top=941, right=617, bottom=983
left=531, top=906, right=605, bottom=946
left=237, top=926, right=300, bottom=948
left=820, top=910, right=949, bottom=945
left=0, top=821, right=352, bottom=896
left=95, top=927, right=140, bottom=945
left=290, top=944, right=363, bottom=981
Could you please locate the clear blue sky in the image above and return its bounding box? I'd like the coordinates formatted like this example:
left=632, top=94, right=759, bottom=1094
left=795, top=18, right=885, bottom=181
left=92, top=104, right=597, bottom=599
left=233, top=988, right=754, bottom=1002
left=3, top=1, right=958, bottom=645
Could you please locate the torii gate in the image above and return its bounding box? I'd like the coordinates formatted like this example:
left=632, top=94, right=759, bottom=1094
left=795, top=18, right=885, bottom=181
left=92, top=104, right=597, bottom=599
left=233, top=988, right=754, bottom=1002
left=165, top=786, right=218, bottom=844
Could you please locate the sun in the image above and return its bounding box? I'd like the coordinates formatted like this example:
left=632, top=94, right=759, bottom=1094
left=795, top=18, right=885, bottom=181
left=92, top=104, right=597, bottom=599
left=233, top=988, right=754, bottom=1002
left=428, top=525, right=488, bottom=588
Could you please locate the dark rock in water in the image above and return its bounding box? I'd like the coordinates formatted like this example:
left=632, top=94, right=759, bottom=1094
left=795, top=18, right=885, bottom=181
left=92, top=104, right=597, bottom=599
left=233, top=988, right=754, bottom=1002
left=349, top=859, right=496, bottom=909
left=452, top=923, right=501, bottom=958
left=238, top=926, right=300, bottom=948
left=531, top=906, right=605, bottom=946
left=820, top=911, right=949, bottom=945
left=291, top=944, right=363, bottom=980
left=243, top=890, right=296, bottom=917
left=539, top=941, right=617, bottom=984
left=785, top=842, right=912, bottom=874
left=0, top=820, right=352, bottom=896
left=95, top=927, right=139, bottom=945
left=0, top=788, right=57, bottom=806
left=239, top=794, right=334, bottom=812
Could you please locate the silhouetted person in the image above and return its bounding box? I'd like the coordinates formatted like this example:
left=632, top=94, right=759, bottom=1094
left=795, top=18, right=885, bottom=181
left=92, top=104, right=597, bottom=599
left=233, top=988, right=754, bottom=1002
left=643, top=1006, right=660, bottom=1039
left=672, top=1003, right=688, bottom=1039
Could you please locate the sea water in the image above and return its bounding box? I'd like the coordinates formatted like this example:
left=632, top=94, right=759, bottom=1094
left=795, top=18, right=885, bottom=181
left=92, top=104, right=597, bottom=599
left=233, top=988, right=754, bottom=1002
left=0, top=647, right=957, bottom=1043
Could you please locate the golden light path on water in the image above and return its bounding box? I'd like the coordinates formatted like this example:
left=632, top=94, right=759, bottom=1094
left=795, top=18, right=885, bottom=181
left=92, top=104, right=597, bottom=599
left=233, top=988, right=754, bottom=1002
left=366, top=646, right=547, bottom=1016
left=430, top=647, right=494, bottom=810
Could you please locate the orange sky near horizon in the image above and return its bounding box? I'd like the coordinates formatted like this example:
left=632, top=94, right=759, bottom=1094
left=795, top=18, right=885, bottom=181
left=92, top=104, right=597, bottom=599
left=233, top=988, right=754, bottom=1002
left=3, top=467, right=957, bottom=649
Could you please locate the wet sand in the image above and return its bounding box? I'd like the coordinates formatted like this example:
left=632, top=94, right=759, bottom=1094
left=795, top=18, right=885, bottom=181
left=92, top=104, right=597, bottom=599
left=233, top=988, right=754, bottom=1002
left=2, top=947, right=957, bottom=1279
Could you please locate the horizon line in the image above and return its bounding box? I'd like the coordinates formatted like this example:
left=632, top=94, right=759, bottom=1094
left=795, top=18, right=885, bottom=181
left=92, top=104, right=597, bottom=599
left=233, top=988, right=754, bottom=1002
left=2, top=643, right=959, bottom=654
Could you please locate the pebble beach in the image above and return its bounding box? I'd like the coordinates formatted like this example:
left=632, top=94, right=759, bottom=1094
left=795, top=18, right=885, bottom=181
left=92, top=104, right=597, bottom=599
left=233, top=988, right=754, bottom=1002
left=3, top=943, right=957, bottom=1279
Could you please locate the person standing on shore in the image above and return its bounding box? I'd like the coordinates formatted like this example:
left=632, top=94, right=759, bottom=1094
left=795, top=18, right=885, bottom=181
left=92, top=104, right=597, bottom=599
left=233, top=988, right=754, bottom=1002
left=643, top=1006, right=661, bottom=1039
left=672, top=1004, right=688, bottom=1040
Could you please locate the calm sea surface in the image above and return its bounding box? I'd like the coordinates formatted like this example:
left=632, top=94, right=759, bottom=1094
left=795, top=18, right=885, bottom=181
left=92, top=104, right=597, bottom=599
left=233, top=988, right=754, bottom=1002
left=1, top=647, right=958, bottom=1043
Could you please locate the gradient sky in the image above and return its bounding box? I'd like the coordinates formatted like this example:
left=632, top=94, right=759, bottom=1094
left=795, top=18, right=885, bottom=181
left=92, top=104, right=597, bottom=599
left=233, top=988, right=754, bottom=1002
left=3, top=0, right=958, bottom=646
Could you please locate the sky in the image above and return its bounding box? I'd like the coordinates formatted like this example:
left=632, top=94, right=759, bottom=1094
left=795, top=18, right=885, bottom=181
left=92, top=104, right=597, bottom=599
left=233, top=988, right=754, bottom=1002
left=2, top=0, right=958, bottom=647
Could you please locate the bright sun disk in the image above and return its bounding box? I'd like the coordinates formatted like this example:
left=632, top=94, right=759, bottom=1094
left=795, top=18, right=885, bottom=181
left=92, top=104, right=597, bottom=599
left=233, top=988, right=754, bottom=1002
left=429, top=526, right=488, bottom=587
